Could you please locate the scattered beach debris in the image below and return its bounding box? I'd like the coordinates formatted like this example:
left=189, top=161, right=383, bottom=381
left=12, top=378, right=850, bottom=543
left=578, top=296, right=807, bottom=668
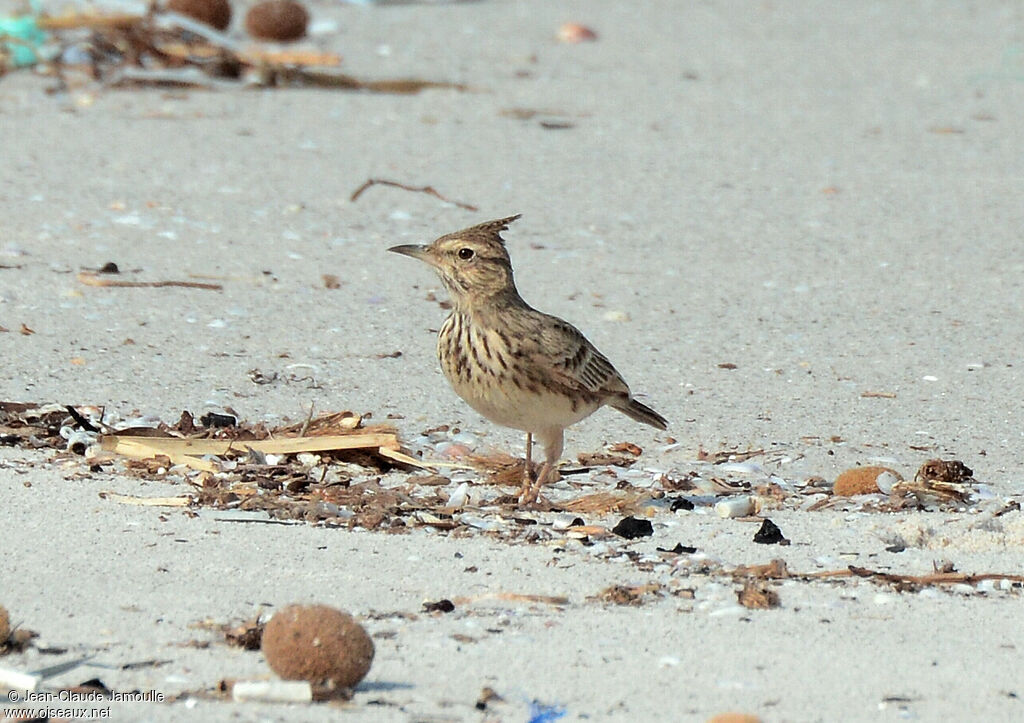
left=77, top=271, right=223, bottom=291
left=751, top=518, right=787, bottom=545
left=736, top=581, right=780, bottom=610
left=611, top=516, right=653, bottom=539
left=450, top=592, right=568, bottom=608
left=261, top=604, right=374, bottom=699
left=915, top=459, right=973, bottom=484
left=232, top=679, right=313, bottom=704
left=0, top=609, right=37, bottom=656
left=706, top=713, right=763, bottom=723
left=349, top=178, right=479, bottom=211
left=657, top=542, right=697, bottom=554
left=593, top=584, right=663, bottom=606
left=167, top=0, right=231, bottom=31
left=726, top=558, right=1024, bottom=594
left=223, top=618, right=264, bottom=651
left=475, top=685, right=503, bottom=711
left=556, top=23, right=597, bottom=44
left=422, top=599, right=455, bottom=613
left=714, top=495, right=753, bottom=518
left=1, top=4, right=469, bottom=93
left=834, top=466, right=902, bottom=496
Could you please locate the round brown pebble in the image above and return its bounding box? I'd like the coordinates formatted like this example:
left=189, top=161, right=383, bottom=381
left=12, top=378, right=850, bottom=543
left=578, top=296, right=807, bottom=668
left=834, top=466, right=903, bottom=496
left=166, top=0, right=232, bottom=31
left=262, top=604, right=374, bottom=692
left=0, top=605, right=10, bottom=643
left=245, top=0, right=309, bottom=42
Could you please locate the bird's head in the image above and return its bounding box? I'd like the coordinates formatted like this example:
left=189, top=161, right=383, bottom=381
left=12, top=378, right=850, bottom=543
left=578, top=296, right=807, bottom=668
left=389, top=215, right=522, bottom=306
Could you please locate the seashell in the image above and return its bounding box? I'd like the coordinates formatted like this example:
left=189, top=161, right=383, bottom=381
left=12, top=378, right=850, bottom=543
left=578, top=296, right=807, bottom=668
left=875, top=470, right=900, bottom=495
left=446, top=482, right=470, bottom=508
left=61, top=428, right=96, bottom=455
left=557, top=22, right=598, bottom=43
left=458, top=515, right=501, bottom=531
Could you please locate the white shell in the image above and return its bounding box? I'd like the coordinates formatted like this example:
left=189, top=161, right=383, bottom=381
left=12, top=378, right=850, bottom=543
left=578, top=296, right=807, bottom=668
left=446, top=482, right=471, bottom=508
left=872, top=470, right=898, bottom=494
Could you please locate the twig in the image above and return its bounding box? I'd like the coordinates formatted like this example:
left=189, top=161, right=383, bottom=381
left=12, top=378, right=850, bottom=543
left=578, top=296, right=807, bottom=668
left=844, top=566, right=1024, bottom=587
left=349, top=179, right=478, bottom=211
left=78, top=272, right=222, bottom=290
left=731, top=559, right=1024, bottom=589
left=299, top=403, right=315, bottom=437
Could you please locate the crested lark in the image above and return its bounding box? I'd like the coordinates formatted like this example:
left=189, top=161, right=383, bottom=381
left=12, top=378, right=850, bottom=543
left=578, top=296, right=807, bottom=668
left=389, top=215, right=667, bottom=503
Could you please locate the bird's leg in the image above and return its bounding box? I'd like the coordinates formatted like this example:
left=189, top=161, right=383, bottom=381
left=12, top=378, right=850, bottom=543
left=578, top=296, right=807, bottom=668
left=519, top=432, right=534, bottom=500
left=522, top=428, right=563, bottom=505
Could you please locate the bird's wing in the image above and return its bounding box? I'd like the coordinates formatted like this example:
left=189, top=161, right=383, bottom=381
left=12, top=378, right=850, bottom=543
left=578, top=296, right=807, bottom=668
left=525, top=314, right=631, bottom=396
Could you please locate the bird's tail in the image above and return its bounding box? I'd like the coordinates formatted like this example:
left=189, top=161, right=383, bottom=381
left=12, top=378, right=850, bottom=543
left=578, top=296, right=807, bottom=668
left=610, top=396, right=668, bottom=430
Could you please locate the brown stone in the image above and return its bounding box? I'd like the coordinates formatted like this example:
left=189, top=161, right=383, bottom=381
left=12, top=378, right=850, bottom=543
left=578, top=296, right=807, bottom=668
left=262, top=604, right=374, bottom=692
left=834, top=466, right=902, bottom=496
left=245, top=0, right=309, bottom=42
left=167, top=0, right=232, bottom=31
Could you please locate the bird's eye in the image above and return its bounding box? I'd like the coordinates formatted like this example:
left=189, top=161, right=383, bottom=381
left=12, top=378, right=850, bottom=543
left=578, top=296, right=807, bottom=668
left=458, top=248, right=475, bottom=260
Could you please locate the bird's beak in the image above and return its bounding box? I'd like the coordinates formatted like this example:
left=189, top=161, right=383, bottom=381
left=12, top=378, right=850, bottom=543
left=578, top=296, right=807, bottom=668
left=387, top=244, right=437, bottom=268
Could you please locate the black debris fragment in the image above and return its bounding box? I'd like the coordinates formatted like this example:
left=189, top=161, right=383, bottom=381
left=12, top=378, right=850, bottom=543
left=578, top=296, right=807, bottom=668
left=669, top=497, right=694, bottom=512
left=753, top=518, right=788, bottom=545
left=656, top=543, right=697, bottom=554
left=200, top=412, right=237, bottom=428
left=611, top=516, right=653, bottom=540
left=423, top=599, right=455, bottom=613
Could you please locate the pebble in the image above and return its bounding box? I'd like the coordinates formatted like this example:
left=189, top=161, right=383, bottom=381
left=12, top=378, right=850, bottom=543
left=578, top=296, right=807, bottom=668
left=435, top=442, right=472, bottom=459
left=245, top=0, right=309, bottom=42
left=557, top=22, right=598, bottom=43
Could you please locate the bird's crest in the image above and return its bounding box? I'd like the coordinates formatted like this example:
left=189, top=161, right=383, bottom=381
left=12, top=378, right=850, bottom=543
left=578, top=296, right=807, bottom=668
left=449, top=214, right=522, bottom=246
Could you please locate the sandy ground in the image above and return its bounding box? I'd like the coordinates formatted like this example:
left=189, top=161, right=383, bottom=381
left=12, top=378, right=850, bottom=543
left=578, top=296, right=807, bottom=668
left=2, top=0, right=1024, bottom=720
